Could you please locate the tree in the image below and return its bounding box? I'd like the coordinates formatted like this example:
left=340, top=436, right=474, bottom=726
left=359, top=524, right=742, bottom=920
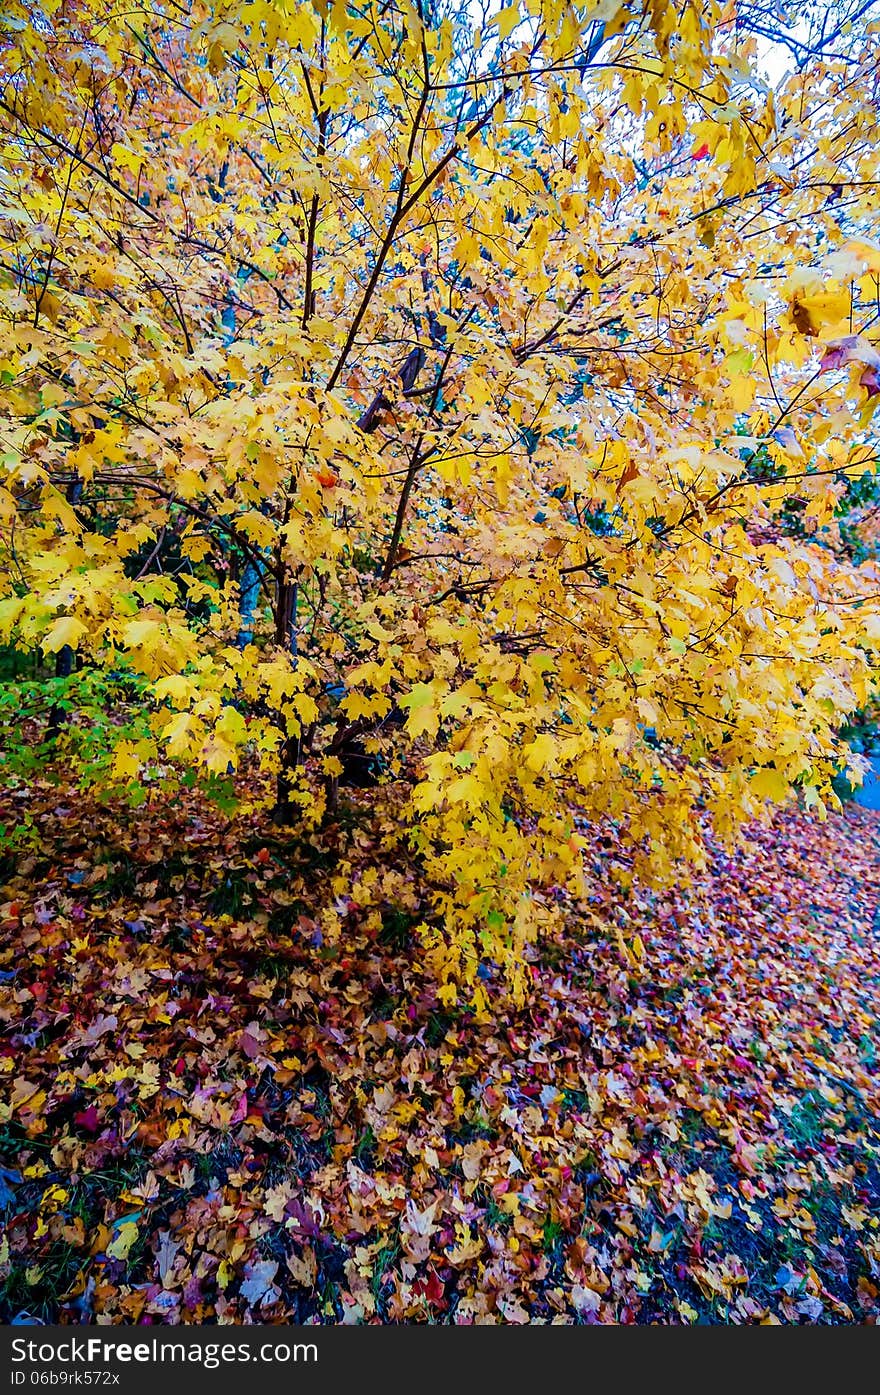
left=1, top=0, right=879, bottom=1000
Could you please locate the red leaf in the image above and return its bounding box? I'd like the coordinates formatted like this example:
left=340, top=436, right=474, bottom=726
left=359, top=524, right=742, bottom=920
left=413, top=1266, right=447, bottom=1309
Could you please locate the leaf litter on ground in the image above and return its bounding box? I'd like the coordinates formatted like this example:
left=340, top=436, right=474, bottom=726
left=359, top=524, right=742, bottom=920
left=1, top=774, right=879, bottom=1325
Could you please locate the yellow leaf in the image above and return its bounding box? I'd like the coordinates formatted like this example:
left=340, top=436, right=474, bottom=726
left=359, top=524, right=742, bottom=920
left=492, top=4, right=520, bottom=40
left=123, top=619, right=161, bottom=650
left=43, top=616, right=87, bottom=654
left=106, top=1221, right=138, bottom=1261
left=400, top=682, right=443, bottom=738
left=112, top=743, right=141, bottom=780
left=750, top=767, right=789, bottom=802
left=791, top=287, right=851, bottom=337
left=523, top=733, right=556, bottom=772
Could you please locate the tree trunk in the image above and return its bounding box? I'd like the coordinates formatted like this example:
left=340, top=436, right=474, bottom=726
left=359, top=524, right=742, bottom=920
left=237, top=557, right=262, bottom=648
left=272, top=577, right=300, bottom=823
left=47, top=477, right=83, bottom=738
left=47, top=643, right=75, bottom=738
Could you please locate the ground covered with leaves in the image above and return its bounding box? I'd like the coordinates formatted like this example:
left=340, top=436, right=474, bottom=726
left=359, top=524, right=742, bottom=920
left=1, top=775, right=879, bottom=1325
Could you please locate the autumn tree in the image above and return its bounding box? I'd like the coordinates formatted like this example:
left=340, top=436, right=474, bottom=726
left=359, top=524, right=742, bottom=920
left=1, top=0, right=880, bottom=999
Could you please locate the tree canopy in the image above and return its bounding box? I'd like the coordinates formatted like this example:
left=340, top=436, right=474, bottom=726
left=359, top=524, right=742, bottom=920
left=2, top=0, right=880, bottom=999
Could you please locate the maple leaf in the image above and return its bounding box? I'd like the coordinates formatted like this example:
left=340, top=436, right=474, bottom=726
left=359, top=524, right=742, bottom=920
left=106, top=1220, right=139, bottom=1262
left=819, top=335, right=880, bottom=373
left=239, top=1259, right=280, bottom=1306
left=73, top=1105, right=100, bottom=1133
left=155, top=1231, right=181, bottom=1288
left=42, top=616, right=88, bottom=654
left=791, top=286, right=851, bottom=337
left=400, top=1198, right=440, bottom=1263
